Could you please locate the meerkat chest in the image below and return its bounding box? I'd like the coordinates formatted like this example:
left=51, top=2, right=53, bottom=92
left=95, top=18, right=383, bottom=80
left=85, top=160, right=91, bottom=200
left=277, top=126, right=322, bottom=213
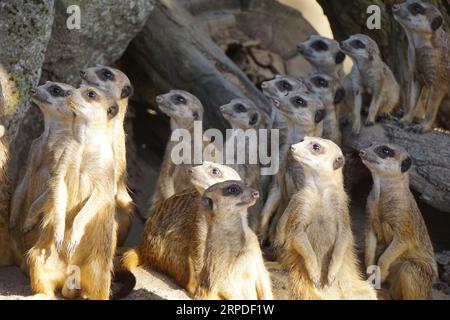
left=416, top=46, right=450, bottom=85
left=360, top=68, right=382, bottom=95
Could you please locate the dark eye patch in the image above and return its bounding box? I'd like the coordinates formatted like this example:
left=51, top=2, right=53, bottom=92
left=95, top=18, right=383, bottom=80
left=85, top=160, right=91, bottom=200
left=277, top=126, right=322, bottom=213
left=335, top=51, right=345, bottom=64
left=408, top=3, right=425, bottom=15
left=171, top=94, right=187, bottom=105
left=374, top=145, right=395, bottom=159
left=311, top=40, right=328, bottom=52
left=48, top=85, right=65, bottom=97
left=350, top=39, right=366, bottom=49
left=96, top=68, right=115, bottom=82
left=277, top=80, right=293, bottom=91
left=86, top=90, right=97, bottom=100
left=291, top=96, right=307, bottom=108
left=222, top=184, right=242, bottom=196
left=233, top=103, right=247, bottom=113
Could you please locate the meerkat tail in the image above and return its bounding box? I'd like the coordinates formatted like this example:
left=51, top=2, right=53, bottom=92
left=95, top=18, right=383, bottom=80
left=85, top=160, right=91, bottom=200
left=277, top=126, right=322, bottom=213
left=121, top=248, right=140, bottom=270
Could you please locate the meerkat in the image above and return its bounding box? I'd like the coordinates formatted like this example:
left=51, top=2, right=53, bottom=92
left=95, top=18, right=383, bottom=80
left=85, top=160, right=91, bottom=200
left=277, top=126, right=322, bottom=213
left=149, top=90, right=208, bottom=210
left=260, top=88, right=326, bottom=243
left=28, top=85, right=119, bottom=299
left=392, top=1, right=450, bottom=132
left=80, top=65, right=133, bottom=246
left=122, top=162, right=242, bottom=295
left=219, top=98, right=270, bottom=231
left=359, top=142, right=438, bottom=299
left=340, top=34, right=400, bottom=135
left=303, top=72, right=345, bottom=146
left=280, top=137, right=376, bottom=300
left=195, top=180, right=273, bottom=300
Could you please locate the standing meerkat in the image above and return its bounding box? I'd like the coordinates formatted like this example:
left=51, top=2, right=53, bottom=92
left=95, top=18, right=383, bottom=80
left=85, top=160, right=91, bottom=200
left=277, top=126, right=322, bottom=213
left=359, top=142, right=437, bottom=299
left=195, top=180, right=273, bottom=300
left=80, top=65, right=133, bottom=246
left=340, top=34, right=400, bottom=134
left=280, top=137, right=376, bottom=300
left=260, top=88, right=326, bottom=243
left=122, top=162, right=241, bottom=295
left=149, top=90, right=206, bottom=209
left=28, top=85, right=119, bottom=299
left=303, top=72, right=345, bottom=146
left=219, top=98, right=269, bottom=231
left=392, top=1, right=450, bottom=132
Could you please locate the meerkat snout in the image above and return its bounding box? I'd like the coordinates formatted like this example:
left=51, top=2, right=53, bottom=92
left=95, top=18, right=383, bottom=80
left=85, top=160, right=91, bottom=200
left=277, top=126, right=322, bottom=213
left=80, top=70, right=86, bottom=78
left=155, top=95, right=163, bottom=103
left=392, top=4, right=400, bottom=11
left=29, top=88, right=37, bottom=95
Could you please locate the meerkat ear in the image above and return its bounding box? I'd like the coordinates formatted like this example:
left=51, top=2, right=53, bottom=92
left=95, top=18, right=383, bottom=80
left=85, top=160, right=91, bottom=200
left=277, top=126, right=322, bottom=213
left=333, top=156, right=345, bottom=170
left=335, top=51, right=346, bottom=64
left=201, top=197, right=214, bottom=211
left=401, top=156, right=412, bottom=173
left=249, top=112, right=259, bottom=126
left=334, top=88, right=345, bottom=104
left=107, top=104, right=119, bottom=119
left=431, top=16, right=443, bottom=31
left=315, top=109, right=326, bottom=124
left=121, top=85, right=133, bottom=99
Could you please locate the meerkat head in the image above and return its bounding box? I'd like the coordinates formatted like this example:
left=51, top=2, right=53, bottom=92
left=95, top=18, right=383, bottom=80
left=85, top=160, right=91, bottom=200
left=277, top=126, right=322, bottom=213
left=30, top=81, right=75, bottom=120
left=188, top=162, right=242, bottom=194
left=340, top=34, right=381, bottom=62
left=297, top=35, right=346, bottom=70
left=393, top=0, right=443, bottom=34
left=260, top=75, right=306, bottom=98
left=290, top=137, right=345, bottom=174
left=271, top=89, right=326, bottom=128
left=219, top=98, right=264, bottom=130
left=200, top=180, right=259, bottom=221
left=68, top=85, right=119, bottom=126
left=303, top=73, right=346, bottom=106
left=359, top=143, right=412, bottom=177
left=80, top=65, right=133, bottom=101
left=155, top=90, right=204, bottom=128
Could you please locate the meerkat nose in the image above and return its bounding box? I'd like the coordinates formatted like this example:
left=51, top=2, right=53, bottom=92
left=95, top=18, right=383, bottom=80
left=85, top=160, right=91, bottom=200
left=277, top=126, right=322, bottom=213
left=187, top=168, right=193, bottom=174
left=80, top=70, right=86, bottom=77
left=156, top=96, right=163, bottom=103
left=29, top=88, right=37, bottom=96
left=252, top=191, right=259, bottom=198
left=359, top=150, right=367, bottom=159
left=290, top=146, right=297, bottom=153
left=260, top=82, right=268, bottom=88
left=219, top=105, right=225, bottom=111
left=296, top=44, right=304, bottom=52
left=392, top=4, right=400, bottom=11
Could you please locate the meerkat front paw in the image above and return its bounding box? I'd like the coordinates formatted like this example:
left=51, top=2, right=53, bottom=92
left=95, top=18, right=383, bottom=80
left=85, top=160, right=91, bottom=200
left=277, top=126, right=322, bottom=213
left=325, top=273, right=336, bottom=288
left=365, top=119, right=375, bottom=127
left=310, top=274, right=321, bottom=289
left=54, top=225, right=65, bottom=251
left=408, top=124, right=430, bottom=134
left=352, top=121, right=361, bottom=136
left=22, top=218, right=35, bottom=234
left=66, top=231, right=83, bottom=257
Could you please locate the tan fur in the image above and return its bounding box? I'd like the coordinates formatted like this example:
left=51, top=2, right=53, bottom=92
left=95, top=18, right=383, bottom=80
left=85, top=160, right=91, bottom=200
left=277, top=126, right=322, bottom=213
left=280, top=137, right=376, bottom=300
left=149, top=90, right=207, bottom=210
left=341, top=34, right=400, bottom=134
left=81, top=65, right=134, bottom=246
left=27, top=85, right=119, bottom=299
left=360, top=142, right=437, bottom=299
left=219, top=98, right=269, bottom=231
left=122, top=162, right=241, bottom=295
left=393, top=0, right=450, bottom=132
left=195, top=181, right=272, bottom=300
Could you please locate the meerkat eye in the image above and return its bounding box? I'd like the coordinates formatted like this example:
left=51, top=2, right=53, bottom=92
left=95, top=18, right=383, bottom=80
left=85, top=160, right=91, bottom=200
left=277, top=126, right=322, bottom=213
left=87, top=90, right=97, bottom=99
left=311, top=40, right=328, bottom=51
left=351, top=40, right=366, bottom=50
left=233, top=103, right=247, bottom=113
left=382, top=146, right=394, bottom=157
left=278, top=80, right=292, bottom=91
left=292, top=96, right=307, bottom=108
left=102, top=68, right=115, bottom=80
left=211, top=168, right=221, bottom=176
left=408, top=3, right=425, bottom=15
left=226, top=184, right=242, bottom=195
left=313, top=77, right=328, bottom=88
left=49, top=85, right=64, bottom=97
left=312, top=143, right=321, bottom=152
left=176, top=95, right=186, bottom=103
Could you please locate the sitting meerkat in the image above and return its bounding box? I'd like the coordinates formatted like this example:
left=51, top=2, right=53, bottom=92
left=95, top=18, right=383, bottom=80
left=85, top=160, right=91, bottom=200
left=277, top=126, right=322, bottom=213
left=28, top=85, right=119, bottom=299
left=195, top=180, right=273, bottom=300
left=303, top=72, right=345, bottom=146
left=80, top=65, right=134, bottom=246
left=393, top=0, right=450, bottom=132
left=280, top=137, right=376, bottom=300
left=359, top=142, right=438, bottom=299
left=149, top=90, right=206, bottom=210
left=219, top=98, right=269, bottom=231
left=340, top=34, right=400, bottom=134
left=260, top=88, right=326, bottom=244
left=122, top=162, right=241, bottom=295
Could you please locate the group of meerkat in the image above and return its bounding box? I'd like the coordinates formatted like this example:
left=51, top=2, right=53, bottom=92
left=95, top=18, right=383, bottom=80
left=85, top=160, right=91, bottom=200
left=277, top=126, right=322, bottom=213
left=0, top=0, right=442, bottom=300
